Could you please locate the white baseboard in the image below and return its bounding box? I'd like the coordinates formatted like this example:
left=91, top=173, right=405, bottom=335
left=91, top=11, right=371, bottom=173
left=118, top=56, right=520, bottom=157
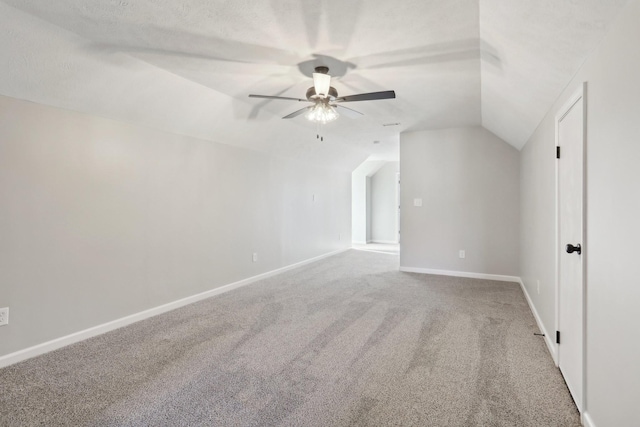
left=352, top=241, right=368, bottom=245
left=518, top=278, right=558, bottom=363
left=370, top=240, right=399, bottom=244
left=399, top=266, right=520, bottom=283
left=0, top=247, right=350, bottom=369
left=582, top=412, right=595, bottom=427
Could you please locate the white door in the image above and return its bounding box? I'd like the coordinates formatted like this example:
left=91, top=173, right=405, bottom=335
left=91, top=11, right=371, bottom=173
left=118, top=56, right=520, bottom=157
left=556, top=84, right=585, bottom=411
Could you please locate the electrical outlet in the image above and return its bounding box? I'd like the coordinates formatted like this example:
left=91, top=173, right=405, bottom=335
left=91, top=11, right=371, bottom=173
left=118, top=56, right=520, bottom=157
left=459, top=250, right=466, bottom=259
left=339, top=233, right=342, bottom=241
left=0, top=307, right=8, bottom=326
left=252, top=253, right=258, bottom=262
left=537, top=280, right=540, bottom=295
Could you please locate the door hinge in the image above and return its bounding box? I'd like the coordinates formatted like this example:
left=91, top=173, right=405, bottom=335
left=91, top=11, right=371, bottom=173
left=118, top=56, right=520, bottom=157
left=556, top=146, right=561, bottom=159
left=556, top=331, right=561, bottom=344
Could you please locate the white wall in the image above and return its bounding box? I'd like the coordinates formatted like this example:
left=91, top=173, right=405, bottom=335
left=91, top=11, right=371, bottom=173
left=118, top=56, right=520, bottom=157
left=351, top=160, right=385, bottom=244
left=371, top=162, right=399, bottom=243
left=520, top=0, right=640, bottom=425
left=400, top=127, right=520, bottom=276
left=0, top=95, right=352, bottom=358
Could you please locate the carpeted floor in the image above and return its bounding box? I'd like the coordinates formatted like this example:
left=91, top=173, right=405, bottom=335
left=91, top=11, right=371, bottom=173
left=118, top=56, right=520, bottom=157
left=352, top=243, right=399, bottom=255
left=0, top=250, right=580, bottom=426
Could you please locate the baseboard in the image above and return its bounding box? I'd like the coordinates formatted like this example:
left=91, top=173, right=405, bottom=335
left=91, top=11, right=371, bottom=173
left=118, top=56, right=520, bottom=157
left=0, top=247, right=350, bottom=369
left=582, top=412, right=595, bottom=427
left=518, top=278, right=558, bottom=363
left=370, top=240, right=399, bottom=244
left=352, top=241, right=368, bottom=245
left=399, top=266, right=520, bottom=283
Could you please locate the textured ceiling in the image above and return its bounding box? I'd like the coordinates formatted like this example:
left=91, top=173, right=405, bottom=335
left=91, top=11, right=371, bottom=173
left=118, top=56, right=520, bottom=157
left=0, top=0, right=629, bottom=170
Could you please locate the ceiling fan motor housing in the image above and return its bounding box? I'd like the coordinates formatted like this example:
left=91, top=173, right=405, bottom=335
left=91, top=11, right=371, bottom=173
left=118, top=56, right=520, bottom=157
left=306, top=86, right=338, bottom=101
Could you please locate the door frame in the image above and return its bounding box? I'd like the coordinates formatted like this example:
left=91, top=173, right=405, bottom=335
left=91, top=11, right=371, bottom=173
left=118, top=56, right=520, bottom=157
left=554, top=82, right=587, bottom=412
left=396, top=172, right=401, bottom=244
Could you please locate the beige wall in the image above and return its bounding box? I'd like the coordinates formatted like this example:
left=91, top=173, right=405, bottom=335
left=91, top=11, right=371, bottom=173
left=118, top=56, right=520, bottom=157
left=0, top=95, right=351, bottom=357
left=519, top=0, right=640, bottom=425
left=400, top=127, right=520, bottom=276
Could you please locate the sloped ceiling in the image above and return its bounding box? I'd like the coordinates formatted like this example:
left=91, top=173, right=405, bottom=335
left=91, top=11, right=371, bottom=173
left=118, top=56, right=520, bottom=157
left=0, top=0, right=628, bottom=170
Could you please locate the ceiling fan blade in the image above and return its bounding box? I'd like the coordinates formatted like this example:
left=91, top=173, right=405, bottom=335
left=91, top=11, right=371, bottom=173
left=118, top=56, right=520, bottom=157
left=283, top=107, right=312, bottom=119
left=335, top=90, right=396, bottom=103
left=334, top=104, right=364, bottom=118
left=249, top=94, right=308, bottom=102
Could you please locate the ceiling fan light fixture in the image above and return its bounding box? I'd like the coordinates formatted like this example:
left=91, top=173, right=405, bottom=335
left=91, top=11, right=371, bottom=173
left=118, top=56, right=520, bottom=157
left=312, top=72, right=332, bottom=98
left=305, top=102, right=339, bottom=124
left=249, top=65, right=394, bottom=126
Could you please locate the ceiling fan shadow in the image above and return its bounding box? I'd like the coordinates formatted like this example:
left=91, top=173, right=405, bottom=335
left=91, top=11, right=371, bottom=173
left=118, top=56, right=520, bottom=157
left=87, top=43, right=254, bottom=65
left=85, top=39, right=307, bottom=119
left=324, top=0, right=364, bottom=48
left=368, top=50, right=481, bottom=69
left=266, top=0, right=363, bottom=52
left=82, top=24, right=302, bottom=66
left=267, top=0, right=321, bottom=50
left=297, top=54, right=356, bottom=79
left=480, top=39, right=502, bottom=69
left=347, top=38, right=502, bottom=70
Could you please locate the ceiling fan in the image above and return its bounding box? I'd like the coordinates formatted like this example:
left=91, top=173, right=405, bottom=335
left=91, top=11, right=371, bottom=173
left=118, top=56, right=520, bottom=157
left=248, top=66, right=396, bottom=124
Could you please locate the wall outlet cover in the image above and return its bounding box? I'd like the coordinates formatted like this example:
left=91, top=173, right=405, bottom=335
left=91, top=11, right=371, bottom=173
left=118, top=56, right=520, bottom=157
left=252, top=253, right=258, bottom=262
left=413, top=198, right=423, bottom=207
left=459, top=250, right=466, bottom=259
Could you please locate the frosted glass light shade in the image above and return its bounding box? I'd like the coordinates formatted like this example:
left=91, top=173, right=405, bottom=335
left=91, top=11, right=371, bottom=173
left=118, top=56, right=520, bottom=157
left=312, top=73, right=331, bottom=98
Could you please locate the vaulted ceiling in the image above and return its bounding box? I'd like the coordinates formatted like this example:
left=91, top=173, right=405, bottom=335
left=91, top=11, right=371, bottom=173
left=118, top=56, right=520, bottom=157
left=0, top=0, right=628, bottom=170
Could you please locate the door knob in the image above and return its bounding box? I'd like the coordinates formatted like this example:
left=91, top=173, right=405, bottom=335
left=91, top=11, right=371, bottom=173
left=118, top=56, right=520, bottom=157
left=566, top=243, right=582, bottom=255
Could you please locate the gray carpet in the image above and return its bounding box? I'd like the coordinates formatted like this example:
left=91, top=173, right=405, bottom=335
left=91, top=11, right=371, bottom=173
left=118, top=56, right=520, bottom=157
left=0, top=250, right=580, bottom=426
left=352, top=243, right=399, bottom=255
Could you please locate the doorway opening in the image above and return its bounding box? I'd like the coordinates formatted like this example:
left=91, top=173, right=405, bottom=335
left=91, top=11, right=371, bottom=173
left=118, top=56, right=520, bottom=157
left=352, top=160, right=400, bottom=255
